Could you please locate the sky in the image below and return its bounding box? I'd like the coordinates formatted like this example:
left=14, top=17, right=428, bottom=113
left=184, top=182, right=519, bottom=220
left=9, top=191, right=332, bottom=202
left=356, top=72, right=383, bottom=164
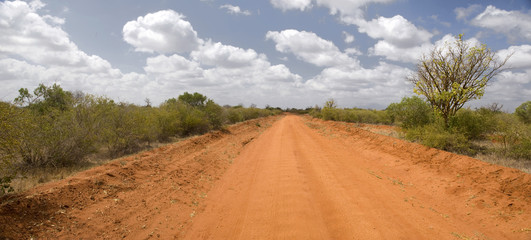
left=0, top=0, right=530, bottom=111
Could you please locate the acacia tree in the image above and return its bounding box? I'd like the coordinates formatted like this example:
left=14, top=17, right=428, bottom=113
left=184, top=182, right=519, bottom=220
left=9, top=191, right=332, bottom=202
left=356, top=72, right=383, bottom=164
left=409, top=34, right=510, bottom=127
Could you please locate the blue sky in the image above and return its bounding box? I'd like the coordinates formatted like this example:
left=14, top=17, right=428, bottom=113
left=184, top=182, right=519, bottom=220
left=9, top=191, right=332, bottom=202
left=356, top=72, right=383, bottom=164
left=1, top=0, right=530, bottom=111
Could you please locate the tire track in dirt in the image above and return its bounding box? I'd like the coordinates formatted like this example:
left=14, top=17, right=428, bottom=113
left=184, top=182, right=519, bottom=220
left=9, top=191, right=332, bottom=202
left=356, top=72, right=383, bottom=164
left=183, top=115, right=530, bottom=239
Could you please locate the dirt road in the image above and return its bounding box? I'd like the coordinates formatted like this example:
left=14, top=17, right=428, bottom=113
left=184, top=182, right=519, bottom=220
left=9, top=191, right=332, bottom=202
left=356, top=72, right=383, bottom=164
left=1, top=115, right=530, bottom=239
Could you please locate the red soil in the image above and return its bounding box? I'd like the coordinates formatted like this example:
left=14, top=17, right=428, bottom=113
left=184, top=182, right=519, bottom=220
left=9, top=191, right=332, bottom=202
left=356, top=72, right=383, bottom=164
left=1, top=115, right=529, bottom=239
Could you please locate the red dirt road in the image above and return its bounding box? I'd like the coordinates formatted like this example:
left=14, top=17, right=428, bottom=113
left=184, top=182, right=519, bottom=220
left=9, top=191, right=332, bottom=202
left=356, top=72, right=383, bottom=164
left=1, top=115, right=530, bottom=239
left=184, top=115, right=530, bottom=239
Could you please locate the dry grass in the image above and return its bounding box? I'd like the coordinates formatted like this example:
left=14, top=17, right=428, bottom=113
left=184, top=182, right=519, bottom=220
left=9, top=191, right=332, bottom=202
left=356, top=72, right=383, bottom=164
left=356, top=123, right=530, bottom=174
left=9, top=163, right=99, bottom=193
left=475, top=153, right=531, bottom=174
left=359, top=126, right=404, bottom=139
left=8, top=141, right=174, bottom=194
left=472, top=140, right=531, bottom=174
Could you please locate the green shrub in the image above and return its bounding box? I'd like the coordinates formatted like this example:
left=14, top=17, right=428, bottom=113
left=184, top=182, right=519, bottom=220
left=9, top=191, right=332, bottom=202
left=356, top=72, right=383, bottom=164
left=515, top=101, right=531, bottom=124
left=15, top=83, right=73, bottom=114
left=16, top=109, right=93, bottom=167
left=99, top=102, right=146, bottom=157
left=449, top=108, right=490, bottom=140
left=475, top=105, right=502, bottom=133
left=0, top=102, right=23, bottom=194
left=204, top=100, right=224, bottom=130
left=180, top=107, right=210, bottom=136
left=492, top=113, right=531, bottom=159
left=320, top=99, right=339, bottom=121
left=311, top=99, right=391, bottom=125
left=406, top=122, right=472, bottom=154
left=321, top=107, right=339, bottom=121
left=508, top=137, right=531, bottom=159
left=309, top=105, right=321, bottom=118
left=2, top=84, right=280, bottom=181
left=133, top=107, right=161, bottom=145
left=14, top=86, right=101, bottom=167
left=178, top=92, right=207, bottom=107
left=386, top=96, right=433, bottom=129
left=342, top=109, right=391, bottom=124
left=226, top=107, right=244, bottom=124
left=156, top=107, right=181, bottom=141
left=160, top=97, right=210, bottom=136
left=224, top=105, right=276, bottom=124
left=242, top=107, right=261, bottom=121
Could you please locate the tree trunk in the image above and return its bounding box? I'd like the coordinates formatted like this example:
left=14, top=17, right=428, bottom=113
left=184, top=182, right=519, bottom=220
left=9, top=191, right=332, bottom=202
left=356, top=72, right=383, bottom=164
left=443, top=113, right=450, bottom=129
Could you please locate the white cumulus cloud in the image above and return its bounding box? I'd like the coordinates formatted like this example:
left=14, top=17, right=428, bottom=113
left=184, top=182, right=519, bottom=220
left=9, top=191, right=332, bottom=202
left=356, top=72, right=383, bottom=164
left=122, top=10, right=202, bottom=54
left=191, top=41, right=261, bottom=68
left=270, top=0, right=395, bottom=23
left=345, top=47, right=362, bottom=56
left=305, top=62, right=412, bottom=108
left=270, top=0, right=312, bottom=11
left=357, top=15, right=433, bottom=48
left=266, top=29, right=357, bottom=67
left=220, top=4, right=252, bottom=16
left=471, top=5, right=531, bottom=42
left=478, top=69, right=531, bottom=111
left=369, top=40, right=432, bottom=63
left=454, top=4, right=482, bottom=21
left=497, top=45, right=531, bottom=70
left=356, top=15, right=434, bottom=63
left=472, top=44, right=531, bottom=110
left=0, top=0, right=113, bottom=72
left=343, top=31, right=355, bottom=43
left=144, top=54, right=202, bottom=76
left=314, top=0, right=395, bottom=25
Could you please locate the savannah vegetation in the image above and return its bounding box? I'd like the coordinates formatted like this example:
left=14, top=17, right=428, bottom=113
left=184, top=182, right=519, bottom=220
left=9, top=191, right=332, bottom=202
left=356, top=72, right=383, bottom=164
left=310, top=98, right=530, bottom=171
left=0, top=84, right=280, bottom=195
left=311, top=34, right=529, bottom=172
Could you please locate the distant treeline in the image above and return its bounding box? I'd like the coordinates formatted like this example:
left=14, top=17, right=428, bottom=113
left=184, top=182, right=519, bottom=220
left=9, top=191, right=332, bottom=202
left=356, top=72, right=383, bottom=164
left=0, top=84, right=280, bottom=193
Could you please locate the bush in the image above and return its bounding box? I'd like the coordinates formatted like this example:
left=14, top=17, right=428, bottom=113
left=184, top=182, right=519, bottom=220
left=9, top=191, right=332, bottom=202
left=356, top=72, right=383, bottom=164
left=319, top=99, right=339, bottom=121
left=156, top=103, right=181, bottom=141
left=99, top=102, right=153, bottom=157
left=2, top=84, right=281, bottom=189
left=16, top=110, right=93, bottom=167
left=405, top=122, right=472, bottom=154
left=226, top=106, right=244, bottom=124
left=204, top=100, right=225, bottom=130
left=508, top=137, right=531, bottom=160
left=320, top=107, right=339, bottom=121
left=309, top=105, right=321, bottom=118
left=492, top=113, right=531, bottom=159
left=310, top=99, right=391, bottom=124
left=180, top=107, right=210, bottom=136
left=344, top=109, right=391, bottom=124
left=449, top=108, right=491, bottom=140
left=132, top=106, right=161, bottom=146
left=178, top=92, right=207, bottom=107
left=224, top=105, right=277, bottom=124
left=14, top=86, right=101, bottom=167
left=242, top=107, right=261, bottom=121
left=402, top=107, right=531, bottom=159
left=515, top=101, right=531, bottom=124
left=386, top=96, right=432, bottom=129
left=0, top=102, right=23, bottom=194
